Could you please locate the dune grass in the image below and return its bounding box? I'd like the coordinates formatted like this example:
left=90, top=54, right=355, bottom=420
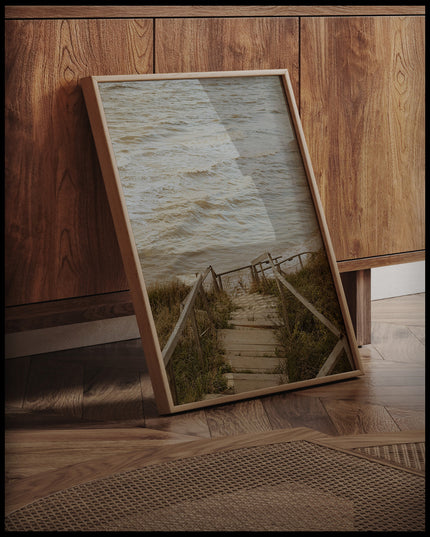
left=251, top=249, right=352, bottom=383
left=147, top=279, right=235, bottom=405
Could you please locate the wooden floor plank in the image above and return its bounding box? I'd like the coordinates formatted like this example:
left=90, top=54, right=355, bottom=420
left=322, top=399, right=400, bottom=435
left=371, top=293, right=425, bottom=326
left=139, top=371, right=212, bottom=438
left=407, top=325, right=425, bottom=345
left=23, top=356, right=83, bottom=418
left=371, top=322, right=425, bottom=363
left=385, top=406, right=426, bottom=431
left=144, top=410, right=212, bottom=439
left=291, top=377, right=371, bottom=401
left=316, top=429, right=425, bottom=449
left=299, top=378, right=424, bottom=410
left=358, top=345, right=384, bottom=362
left=83, top=366, right=144, bottom=422
left=205, top=399, right=273, bottom=437
left=262, top=392, right=338, bottom=436
left=5, top=427, right=199, bottom=481
left=362, top=362, right=425, bottom=386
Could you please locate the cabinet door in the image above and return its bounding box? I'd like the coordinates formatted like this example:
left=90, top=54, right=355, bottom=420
left=155, top=17, right=299, bottom=97
left=5, top=19, right=153, bottom=306
left=300, top=16, right=425, bottom=261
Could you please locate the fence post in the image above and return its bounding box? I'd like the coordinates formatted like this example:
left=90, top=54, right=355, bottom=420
left=259, top=262, right=268, bottom=284
left=274, top=273, right=291, bottom=336
left=190, top=307, right=204, bottom=363
left=210, top=266, right=220, bottom=293
left=251, top=264, right=259, bottom=283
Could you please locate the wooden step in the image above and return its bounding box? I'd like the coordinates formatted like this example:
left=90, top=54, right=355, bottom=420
left=225, top=372, right=282, bottom=392
left=230, top=319, right=280, bottom=328
left=219, top=328, right=279, bottom=346
left=226, top=354, right=281, bottom=372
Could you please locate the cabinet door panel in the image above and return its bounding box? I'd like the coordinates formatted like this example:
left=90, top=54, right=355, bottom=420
left=5, top=19, right=153, bottom=306
left=300, top=16, right=425, bottom=261
left=155, top=17, right=299, bottom=97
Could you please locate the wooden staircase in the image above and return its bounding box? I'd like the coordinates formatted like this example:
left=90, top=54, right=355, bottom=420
left=218, top=289, right=284, bottom=392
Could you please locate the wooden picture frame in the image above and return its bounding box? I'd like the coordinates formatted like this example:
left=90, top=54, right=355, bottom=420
left=81, top=70, right=363, bottom=415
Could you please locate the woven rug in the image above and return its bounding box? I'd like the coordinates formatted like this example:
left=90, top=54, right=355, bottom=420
left=5, top=438, right=424, bottom=532
left=352, top=441, right=425, bottom=474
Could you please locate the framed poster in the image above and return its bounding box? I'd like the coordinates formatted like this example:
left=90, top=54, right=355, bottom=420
left=81, top=70, right=363, bottom=414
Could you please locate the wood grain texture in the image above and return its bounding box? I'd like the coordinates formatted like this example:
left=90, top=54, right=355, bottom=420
left=371, top=322, right=425, bottom=364
left=385, top=407, right=426, bottom=431
left=407, top=326, right=425, bottom=345
left=155, top=18, right=300, bottom=99
left=341, top=270, right=371, bottom=345
left=205, top=399, right=273, bottom=437
left=140, top=371, right=212, bottom=438
left=5, top=6, right=426, bottom=18
left=302, top=381, right=425, bottom=411
left=301, top=16, right=425, bottom=261
left=83, top=367, right=144, bottom=422
left=322, top=399, right=400, bottom=435
left=359, top=344, right=384, bottom=360
left=5, top=291, right=134, bottom=333
left=262, top=393, right=338, bottom=436
left=371, top=293, right=425, bottom=326
left=5, top=427, right=198, bottom=481
left=5, top=19, right=153, bottom=306
left=316, top=429, right=425, bottom=449
left=23, top=357, right=84, bottom=418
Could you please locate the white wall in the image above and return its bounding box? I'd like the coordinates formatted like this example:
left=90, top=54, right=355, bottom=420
left=371, top=260, right=425, bottom=301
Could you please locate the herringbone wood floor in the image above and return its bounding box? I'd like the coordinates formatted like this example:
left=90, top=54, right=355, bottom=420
left=5, top=293, right=425, bottom=512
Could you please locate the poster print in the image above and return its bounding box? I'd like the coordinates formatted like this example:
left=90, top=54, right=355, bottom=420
left=82, top=70, right=363, bottom=414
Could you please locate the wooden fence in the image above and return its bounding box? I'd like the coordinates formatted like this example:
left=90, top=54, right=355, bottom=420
left=263, top=252, right=354, bottom=376
left=214, top=251, right=312, bottom=290
left=162, top=266, right=217, bottom=366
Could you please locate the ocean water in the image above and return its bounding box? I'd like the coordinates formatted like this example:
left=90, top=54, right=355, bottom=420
left=98, top=76, right=322, bottom=286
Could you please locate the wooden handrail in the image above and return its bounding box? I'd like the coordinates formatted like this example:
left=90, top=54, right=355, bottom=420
left=214, top=251, right=311, bottom=279
left=316, top=338, right=346, bottom=377
left=255, top=252, right=312, bottom=270
left=161, top=249, right=333, bottom=368
left=162, top=266, right=212, bottom=366
left=278, top=252, right=313, bottom=266
left=216, top=263, right=253, bottom=277
left=266, top=253, right=342, bottom=338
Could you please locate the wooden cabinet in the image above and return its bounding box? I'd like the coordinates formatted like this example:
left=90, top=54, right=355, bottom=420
left=5, top=18, right=153, bottom=306
left=4, top=7, right=425, bottom=344
left=155, top=17, right=300, bottom=97
left=300, top=16, right=425, bottom=263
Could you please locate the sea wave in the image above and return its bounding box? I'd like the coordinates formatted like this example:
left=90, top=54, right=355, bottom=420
left=99, top=76, right=323, bottom=284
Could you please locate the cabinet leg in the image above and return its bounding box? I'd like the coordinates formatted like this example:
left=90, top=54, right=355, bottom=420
left=340, top=269, right=371, bottom=346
